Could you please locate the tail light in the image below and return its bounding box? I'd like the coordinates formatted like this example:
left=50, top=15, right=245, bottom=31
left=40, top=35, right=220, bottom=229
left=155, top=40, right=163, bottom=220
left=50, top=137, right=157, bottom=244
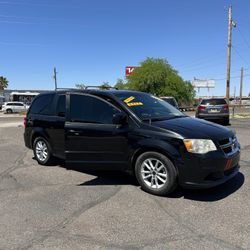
left=198, top=105, right=206, bottom=111
left=24, top=116, right=27, bottom=128
left=223, top=104, right=229, bottom=110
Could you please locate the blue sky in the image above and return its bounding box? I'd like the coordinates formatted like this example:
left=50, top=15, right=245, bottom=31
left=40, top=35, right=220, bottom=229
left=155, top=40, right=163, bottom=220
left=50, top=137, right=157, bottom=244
left=1, top=0, right=250, bottom=97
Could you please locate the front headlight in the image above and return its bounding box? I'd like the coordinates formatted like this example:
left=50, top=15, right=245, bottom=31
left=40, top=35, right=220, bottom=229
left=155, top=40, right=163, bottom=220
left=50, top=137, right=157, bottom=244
left=183, top=139, right=217, bottom=154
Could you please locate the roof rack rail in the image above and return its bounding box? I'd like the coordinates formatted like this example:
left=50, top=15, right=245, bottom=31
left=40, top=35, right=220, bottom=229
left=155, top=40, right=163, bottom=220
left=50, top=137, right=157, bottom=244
left=85, top=86, right=118, bottom=90
left=55, top=87, right=78, bottom=91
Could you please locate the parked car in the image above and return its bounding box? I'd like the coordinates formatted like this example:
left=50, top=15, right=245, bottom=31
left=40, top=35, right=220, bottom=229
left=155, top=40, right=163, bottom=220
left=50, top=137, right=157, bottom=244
left=2, top=101, right=28, bottom=114
left=196, top=98, right=230, bottom=125
left=24, top=89, right=240, bottom=196
left=160, top=96, right=179, bottom=109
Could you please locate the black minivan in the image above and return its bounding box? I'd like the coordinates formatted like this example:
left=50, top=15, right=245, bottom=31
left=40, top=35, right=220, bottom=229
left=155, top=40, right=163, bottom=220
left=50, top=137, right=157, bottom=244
left=24, top=89, right=240, bottom=196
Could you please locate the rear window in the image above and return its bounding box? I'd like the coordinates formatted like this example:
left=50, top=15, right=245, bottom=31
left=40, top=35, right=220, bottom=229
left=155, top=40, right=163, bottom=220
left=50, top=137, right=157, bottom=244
left=201, top=99, right=227, bottom=105
left=29, top=94, right=54, bottom=115
left=161, top=98, right=177, bottom=107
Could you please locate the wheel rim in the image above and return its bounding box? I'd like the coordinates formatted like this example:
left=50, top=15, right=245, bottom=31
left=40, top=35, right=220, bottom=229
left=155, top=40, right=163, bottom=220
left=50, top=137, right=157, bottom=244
left=35, top=140, right=48, bottom=162
left=141, top=158, right=168, bottom=189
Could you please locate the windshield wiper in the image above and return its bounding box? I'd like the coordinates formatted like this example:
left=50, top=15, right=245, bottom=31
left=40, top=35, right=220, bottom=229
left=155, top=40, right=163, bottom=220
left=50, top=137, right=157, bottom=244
left=142, top=117, right=170, bottom=123
left=163, top=115, right=186, bottom=120
left=142, top=117, right=152, bottom=124
left=142, top=115, right=186, bottom=123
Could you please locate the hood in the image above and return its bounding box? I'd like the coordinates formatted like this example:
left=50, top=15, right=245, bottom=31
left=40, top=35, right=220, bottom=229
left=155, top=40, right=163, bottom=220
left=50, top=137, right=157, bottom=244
left=151, top=116, right=233, bottom=140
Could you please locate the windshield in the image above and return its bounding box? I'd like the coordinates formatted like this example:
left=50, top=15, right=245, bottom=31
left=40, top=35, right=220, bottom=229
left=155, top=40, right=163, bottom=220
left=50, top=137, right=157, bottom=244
left=114, top=92, right=185, bottom=121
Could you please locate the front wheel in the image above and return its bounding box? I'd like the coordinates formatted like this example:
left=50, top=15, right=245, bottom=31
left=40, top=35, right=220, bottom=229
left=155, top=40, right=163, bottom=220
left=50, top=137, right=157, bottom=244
left=6, top=109, right=13, bottom=114
left=33, top=137, right=54, bottom=165
left=224, top=118, right=230, bottom=125
left=135, top=152, right=177, bottom=196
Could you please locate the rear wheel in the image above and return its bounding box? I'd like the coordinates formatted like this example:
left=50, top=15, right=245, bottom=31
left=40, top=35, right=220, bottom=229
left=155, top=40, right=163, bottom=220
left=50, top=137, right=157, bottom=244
left=135, top=152, right=177, bottom=196
left=33, top=137, right=54, bottom=165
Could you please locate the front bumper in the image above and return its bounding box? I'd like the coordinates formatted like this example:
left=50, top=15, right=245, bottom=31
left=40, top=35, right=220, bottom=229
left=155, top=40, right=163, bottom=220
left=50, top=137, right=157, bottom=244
left=178, top=149, right=240, bottom=189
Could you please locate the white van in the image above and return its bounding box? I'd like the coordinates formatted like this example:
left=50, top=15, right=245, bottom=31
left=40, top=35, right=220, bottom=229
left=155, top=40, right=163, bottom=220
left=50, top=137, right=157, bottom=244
left=2, top=102, right=28, bottom=114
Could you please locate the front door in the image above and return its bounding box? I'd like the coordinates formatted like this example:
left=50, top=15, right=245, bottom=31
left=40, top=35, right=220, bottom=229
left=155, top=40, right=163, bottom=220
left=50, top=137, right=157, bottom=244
left=65, top=93, right=129, bottom=170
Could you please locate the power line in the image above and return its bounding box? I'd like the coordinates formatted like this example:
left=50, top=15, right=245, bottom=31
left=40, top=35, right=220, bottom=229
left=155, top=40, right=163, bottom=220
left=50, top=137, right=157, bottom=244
left=232, top=45, right=250, bottom=66
left=237, top=26, right=250, bottom=50
left=176, top=50, right=226, bottom=70
left=212, top=74, right=250, bottom=81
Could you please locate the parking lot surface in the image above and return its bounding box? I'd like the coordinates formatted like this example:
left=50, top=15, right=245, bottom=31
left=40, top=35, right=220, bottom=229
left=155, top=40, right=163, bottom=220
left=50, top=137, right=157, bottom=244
left=0, top=117, right=249, bottom=250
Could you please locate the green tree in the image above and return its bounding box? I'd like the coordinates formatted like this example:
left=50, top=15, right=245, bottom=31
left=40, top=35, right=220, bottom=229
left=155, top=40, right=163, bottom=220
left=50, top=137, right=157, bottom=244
left=0, top=76, right=9, bottom=90
left=126, top=58, right=195, bottom=105
left=114, top=78, right=127, bottom=90
left=75, top=83, right=85, bottom=89
left=99, top=82, right=111, bottom=89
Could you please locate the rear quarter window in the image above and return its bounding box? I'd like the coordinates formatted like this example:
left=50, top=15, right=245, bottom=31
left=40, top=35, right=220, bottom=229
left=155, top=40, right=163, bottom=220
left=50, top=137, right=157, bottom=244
left=29, top=94, right=54, bottom=115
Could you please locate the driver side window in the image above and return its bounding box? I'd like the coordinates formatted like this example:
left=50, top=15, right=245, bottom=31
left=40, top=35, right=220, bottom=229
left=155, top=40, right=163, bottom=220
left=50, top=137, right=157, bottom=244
left=70, top=94, right=119, bottom=124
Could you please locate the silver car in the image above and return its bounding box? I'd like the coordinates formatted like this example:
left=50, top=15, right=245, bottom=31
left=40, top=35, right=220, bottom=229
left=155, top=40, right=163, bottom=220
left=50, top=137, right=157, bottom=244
left=195, top=98, right=230, bottom=125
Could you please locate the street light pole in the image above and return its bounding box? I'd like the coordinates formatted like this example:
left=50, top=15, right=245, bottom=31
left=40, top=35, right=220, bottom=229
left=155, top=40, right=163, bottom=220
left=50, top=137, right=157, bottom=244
left=53, top=67, right=58, bottom=90
left=226, top=5, right=233, bottom=101
left=226, top=5, right=236, bottom=101
left=239, top=67, right=243, bottom=105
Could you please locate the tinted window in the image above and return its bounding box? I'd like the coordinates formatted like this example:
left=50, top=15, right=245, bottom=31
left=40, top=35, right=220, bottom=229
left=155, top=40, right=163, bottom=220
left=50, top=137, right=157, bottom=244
left=201, top=99, right=227, bottom=105
left=70, top=94, right=118, bottom=124
left=29, top=94, right=54, bottom=115
left=15, top=103, right=24, bottom=106
left=56, top=95, right=66, bottom=117
left=161, top=98, right=177, bottom=107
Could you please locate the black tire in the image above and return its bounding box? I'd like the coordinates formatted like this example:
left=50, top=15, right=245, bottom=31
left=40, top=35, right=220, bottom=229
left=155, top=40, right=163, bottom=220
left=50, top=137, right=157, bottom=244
left=33, top=137, right=54, bottom=165
left=135, top=152, right=177, bottom=196
left=223, top=118, right=230, bottom=126
left=6, top=109, right=12, bottom=114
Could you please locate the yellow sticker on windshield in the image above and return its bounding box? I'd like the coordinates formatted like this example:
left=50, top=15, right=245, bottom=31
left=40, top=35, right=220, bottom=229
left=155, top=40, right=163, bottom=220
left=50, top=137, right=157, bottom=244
left=127, top=102, right=143, bottom=107
left=124, top=96, right=135, bottom=103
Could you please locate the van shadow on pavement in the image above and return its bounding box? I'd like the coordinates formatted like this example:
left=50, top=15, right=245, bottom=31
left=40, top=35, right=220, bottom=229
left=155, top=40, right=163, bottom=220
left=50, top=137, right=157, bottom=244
left=64, top=163, right=244, bottom=202
left=167, top=172, right=244, bottom=202
left=39, top=158, right=244, bottom=202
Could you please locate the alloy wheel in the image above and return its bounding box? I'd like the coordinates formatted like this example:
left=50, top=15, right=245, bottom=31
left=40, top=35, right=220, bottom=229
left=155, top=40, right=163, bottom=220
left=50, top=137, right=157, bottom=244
left=141, top=158, right=168, bottom=189
left=35, top=140, right=48, bottom=162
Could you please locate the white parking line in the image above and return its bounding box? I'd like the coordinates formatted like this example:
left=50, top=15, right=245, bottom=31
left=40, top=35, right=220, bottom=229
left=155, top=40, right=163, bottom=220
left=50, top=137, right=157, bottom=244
left=0, top=122, right=23, bottom=128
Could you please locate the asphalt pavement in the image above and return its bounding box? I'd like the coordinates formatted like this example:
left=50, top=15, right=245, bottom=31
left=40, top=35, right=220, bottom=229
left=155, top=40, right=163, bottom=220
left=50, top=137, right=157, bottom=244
left=0, top=117, right=249, bottom=249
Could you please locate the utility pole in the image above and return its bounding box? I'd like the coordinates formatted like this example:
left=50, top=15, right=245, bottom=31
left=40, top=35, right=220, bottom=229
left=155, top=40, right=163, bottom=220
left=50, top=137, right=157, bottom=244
left=53, top=67, right=58, bottom=90
left=239, top=67, right=243, bottom=105
left=226, top=5, right=233, bottom=101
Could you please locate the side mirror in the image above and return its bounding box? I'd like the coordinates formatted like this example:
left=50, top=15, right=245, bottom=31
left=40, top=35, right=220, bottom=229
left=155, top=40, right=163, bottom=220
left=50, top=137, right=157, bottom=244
left=57, top=111, right=65, bottom=117
left=112, top=112, right=127, bottom=125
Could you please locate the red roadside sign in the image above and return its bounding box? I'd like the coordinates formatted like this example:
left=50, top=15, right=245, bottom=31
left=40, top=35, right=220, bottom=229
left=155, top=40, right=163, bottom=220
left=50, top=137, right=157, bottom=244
left=125, top=66, right=137, bottom=77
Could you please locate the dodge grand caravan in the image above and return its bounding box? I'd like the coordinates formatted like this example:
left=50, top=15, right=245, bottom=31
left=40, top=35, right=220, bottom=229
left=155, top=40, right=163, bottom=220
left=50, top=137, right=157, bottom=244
left=24, top=89, right=240, bottom=196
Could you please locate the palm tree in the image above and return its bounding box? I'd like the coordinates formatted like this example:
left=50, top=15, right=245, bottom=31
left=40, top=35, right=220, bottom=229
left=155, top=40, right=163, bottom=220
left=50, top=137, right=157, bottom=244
left=0, top=76, right=8, bottom=90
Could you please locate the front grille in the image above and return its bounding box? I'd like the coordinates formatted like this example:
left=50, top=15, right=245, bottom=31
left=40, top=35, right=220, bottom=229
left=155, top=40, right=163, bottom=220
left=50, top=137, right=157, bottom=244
left=218, top=138, right=230, bottom=145
left=218, top=136, right=238, bottom=155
